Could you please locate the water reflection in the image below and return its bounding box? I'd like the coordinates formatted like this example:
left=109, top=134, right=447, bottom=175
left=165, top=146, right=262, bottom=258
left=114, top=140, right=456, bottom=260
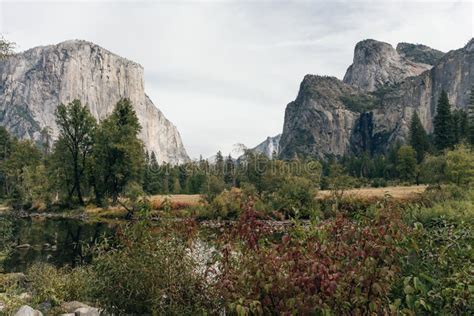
left=1, top=217, right=114, bottom=273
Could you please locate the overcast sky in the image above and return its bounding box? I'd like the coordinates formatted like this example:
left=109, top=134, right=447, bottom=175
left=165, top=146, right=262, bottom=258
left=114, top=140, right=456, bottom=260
left=0, top=0, right=473, bottom=159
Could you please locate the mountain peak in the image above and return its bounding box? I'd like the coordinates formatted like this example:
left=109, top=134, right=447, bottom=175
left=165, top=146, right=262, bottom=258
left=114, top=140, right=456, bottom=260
left=343, top=38, right=432, bottom=91
left=0, top=40, right=188, bottom=163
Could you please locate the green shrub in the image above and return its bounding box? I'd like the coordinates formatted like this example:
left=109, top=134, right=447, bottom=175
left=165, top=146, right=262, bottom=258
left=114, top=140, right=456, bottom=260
left=90, top=219, right=218, bottom=315
left=209, top=188, right=246, bottom=219
left=26, top=263, right=93, bottom=306
left=269, top=176, right=318, bottom=218
left=395, top=188, right=474, bottom=314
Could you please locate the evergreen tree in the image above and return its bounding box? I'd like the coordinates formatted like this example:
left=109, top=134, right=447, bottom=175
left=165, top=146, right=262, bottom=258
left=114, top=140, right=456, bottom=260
left=224, top=155, right=235, bottom=186
left=469, top=86, right=474, bottom=145
left=396, top=145, right=417, bottom=182
left=214, top=151, right=224, bottom=177
left=54, top=100, right=96, bottom=205
left=409, top=112, right=429, bottom=163
left=452, top=109, right=468, bottom=144
left=433, top=91, right=454, bottom=151
left=92, top=99, right=144, bottom=204
left=147, top=151, right=161, bottom=194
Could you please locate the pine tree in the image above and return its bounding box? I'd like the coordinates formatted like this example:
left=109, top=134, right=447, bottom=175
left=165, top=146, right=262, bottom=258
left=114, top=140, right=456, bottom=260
left=92, top=99, right=144, bottom=204
left=433, top=90, right=454, bottom=151
left=396, top=145, right=417, bottom=182
left=409, top=112, right=429, bottom=163
left=452, top=109, right=468, bottom=144
left=214, top=151, right=224, bottom=177
left=224, top=155, right=235, bottom=186
left=469, top=86, right=474, bottom=145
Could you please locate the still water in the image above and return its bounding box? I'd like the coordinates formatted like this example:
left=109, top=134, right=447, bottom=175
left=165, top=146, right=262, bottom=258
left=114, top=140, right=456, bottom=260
left=1, top=216, right=115, bottom=273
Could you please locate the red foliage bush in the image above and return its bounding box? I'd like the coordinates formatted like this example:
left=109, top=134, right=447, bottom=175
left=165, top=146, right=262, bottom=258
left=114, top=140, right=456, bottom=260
left=218, top=202, right=407, bottom=315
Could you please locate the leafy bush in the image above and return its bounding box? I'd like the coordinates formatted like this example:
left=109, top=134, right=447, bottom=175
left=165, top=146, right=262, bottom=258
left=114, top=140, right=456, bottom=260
left=269, top=176, right=318, bottom=218
left=218, top=203, right=407, bottom=314
left=208, top=188, right=246, bottom=219
left=26, top=263, right=93, bottom=306
left=395, top=188, right=474, bottom=314
left=90, top=219, right=218, bottom=315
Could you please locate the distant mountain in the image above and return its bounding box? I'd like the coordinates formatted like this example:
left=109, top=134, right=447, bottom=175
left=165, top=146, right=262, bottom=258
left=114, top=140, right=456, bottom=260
left=250, top=134, right=281, bottom=158
left=279, top=38, right=473, bottom=159
left=0, top=40, right=189, bottom=164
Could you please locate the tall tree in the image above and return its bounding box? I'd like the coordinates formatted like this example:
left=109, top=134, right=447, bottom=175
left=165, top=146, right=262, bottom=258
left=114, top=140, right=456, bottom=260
left=2, top=139, right=42, bottom=207
left=433, top=91, right=454, bottom=151
left=55, top=100, right=96, bottom=205
left=469, top=86, right=474, bottom=145
left=92, top=99, right=144, bottom=204
left=409, top=112, right=429, bottom=163
left=452, top=109, right=468, bottom=144
left=214, top=151, right=224, bottom=177
left=224, top=155, right=235, bottom=186
left=396, top=145, right=417, bottom=182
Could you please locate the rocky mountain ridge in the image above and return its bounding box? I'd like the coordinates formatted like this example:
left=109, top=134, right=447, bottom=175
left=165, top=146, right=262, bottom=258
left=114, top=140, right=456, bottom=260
left=278, top=38, right=473, bottom=160
left=0, top=40, right=189, bottom=164
left=250, top=134, right=281, bottom=158
left=343, top=39, right=438, bottom=92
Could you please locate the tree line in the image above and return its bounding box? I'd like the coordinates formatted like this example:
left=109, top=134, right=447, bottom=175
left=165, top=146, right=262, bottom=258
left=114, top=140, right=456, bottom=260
left=0, top=88, right=473, bottom=210
left=342, top=89, right=474, bottom=185
left=0, top=99, right=144, bottom=208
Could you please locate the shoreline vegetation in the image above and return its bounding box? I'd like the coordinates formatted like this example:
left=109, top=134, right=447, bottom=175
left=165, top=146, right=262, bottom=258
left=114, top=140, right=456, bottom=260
left=0, top=185, right=428, bottom=221
left=0, top=185, right=472, bottom=314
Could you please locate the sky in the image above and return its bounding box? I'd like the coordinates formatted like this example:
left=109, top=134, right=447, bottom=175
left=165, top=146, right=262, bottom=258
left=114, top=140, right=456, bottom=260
left=0, top=0, right=473, bottom=159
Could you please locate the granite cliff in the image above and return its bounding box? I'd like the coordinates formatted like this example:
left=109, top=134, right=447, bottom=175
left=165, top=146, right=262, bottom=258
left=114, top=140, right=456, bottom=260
left=279, top=38, right=473, bottom=160
left=0, top=40, right=189, bottom=164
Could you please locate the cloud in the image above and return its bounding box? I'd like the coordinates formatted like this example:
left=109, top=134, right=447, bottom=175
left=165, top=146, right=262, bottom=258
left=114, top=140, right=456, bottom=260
left=0, top=0, right=472, bottom=158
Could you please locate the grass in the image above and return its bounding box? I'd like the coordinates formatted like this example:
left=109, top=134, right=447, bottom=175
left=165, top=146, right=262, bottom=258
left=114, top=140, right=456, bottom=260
left=149, top=194, right=202, bottom=210
left=318, top=185, right=427, bottom=200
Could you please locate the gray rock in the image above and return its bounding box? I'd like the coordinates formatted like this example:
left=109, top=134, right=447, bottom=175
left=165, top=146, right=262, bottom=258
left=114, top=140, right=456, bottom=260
left=74, top=307, right=100, bottom=316
left=61, top=301, right=89, bottom=313
left=250, top=134, right=281, bottom=158
left=14, top=305, right=43, bottom=316
left=0, top=40, right=189, bottom=164
left=396, top=42, right=445, bottom=66
left=343, top=39, right=433, bottom=92
left=279, top=38, right=473, bottom=159
left=279, top=76, right=359, bottom=159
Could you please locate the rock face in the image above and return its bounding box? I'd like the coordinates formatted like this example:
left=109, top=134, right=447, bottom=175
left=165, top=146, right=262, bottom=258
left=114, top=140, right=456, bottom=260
left=0, top=40, right=189, bottom=164
left=251, top=134, right=281, bottom=158
left=365, top=38, right=474, bottom=145
left=396, top=42, right=444, bottom=65
left=343, top=39, right=435, bottom=92
left=280, top=38, right=473, bottom=159
left=279, top=76, right=359, bottom=159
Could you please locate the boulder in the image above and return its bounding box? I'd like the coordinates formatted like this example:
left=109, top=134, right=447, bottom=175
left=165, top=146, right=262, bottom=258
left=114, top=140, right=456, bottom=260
left=14, top=305, right=43, bottom=316
left=74, top=307, right=100, bottom=316
left=60, top=301, right=90, bottom=313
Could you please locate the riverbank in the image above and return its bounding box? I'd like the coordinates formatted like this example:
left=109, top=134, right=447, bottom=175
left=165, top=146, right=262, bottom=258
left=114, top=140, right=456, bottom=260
left=0, top=185, right=428, bottom=221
